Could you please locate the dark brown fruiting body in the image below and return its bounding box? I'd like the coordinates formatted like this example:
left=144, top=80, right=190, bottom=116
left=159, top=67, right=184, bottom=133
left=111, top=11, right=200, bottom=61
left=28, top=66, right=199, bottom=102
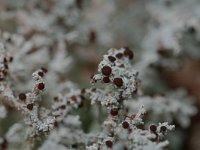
left=122, top=121, right=129, bottom=129
left=113, top=78, right=123, bottom=87
left=105, top=140, right=113, bottom=148
left=41, top=67, right=48, bottom=73
left=124, top=47, right=134, bottom=59
left=18, top=93, right=26, bottom=101
left=71, top=95, right=77, bottom=102
left=38, top=83, right=45, bottom=90
left=101, top=66, right=112, bottom=76
left=150, top=124, right=157, bottom=132
left=108, top=56, right=116, bottom=62
left=53, top=96, right=59, bottom=102
left=128, top=128, right=132, bottom=134
left=116, top=53, right=123, bottom=59
left=38, top=71, right=44, bottom=77
left=103, top=76, right=110, bottom=83
left=27, top=103, right=33, bottom=110
left=160, top=126, right=167, bottom=132
left=119, top=64, right=125, bottom=68
left=110, top=108, right=118, bottom=116
left=157, top=48, right=170, bottom=58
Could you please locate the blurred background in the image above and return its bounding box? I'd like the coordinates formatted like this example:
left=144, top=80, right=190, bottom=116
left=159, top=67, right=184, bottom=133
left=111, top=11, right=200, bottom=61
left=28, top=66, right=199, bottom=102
left=0, top=0, right=200, bottom=149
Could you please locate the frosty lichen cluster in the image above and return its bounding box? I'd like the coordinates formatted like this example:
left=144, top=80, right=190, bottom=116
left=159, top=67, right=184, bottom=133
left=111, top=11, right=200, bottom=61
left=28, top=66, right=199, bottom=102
left=125, top=89, right=197, bottom=128
left=17, top=69, right=55, bottom=138
left=86, top=106, right=175, bottom=150
left=0, top=0, right=199, bottom=150
left=92, top=47, right=139, bottom=99
left=0, top=47, right=176, bottom=150
left=85, top=48, right=175, bottom=150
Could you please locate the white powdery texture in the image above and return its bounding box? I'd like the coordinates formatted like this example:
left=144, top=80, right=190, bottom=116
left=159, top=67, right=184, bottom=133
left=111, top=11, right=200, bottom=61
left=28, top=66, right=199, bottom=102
left=38, top=81, right=86, bottom=150
left=138, top=0, right=200, bottom=69
left=125, top=89, right=197, bottom=128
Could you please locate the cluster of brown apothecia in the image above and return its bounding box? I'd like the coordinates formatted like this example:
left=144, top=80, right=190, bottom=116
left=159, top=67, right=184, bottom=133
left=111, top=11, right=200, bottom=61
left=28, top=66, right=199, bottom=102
left=17, top=68, right=55, bottom=138
left=88, top=48, right=139, bottom=123
left=0, top=42, right=176, bottom=150
left=92, top=47, right=139, bottom=99
left=86, top=105, right=174, bottom=150
left=84, top=48, right=175, bottom=150
left=0, top=46, right=175, bottom=150
left=101, top=47, right=134, bottom=80
left=93, top=47, right=133, bottom=84
left=18, top=68, right=47, bottom=110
